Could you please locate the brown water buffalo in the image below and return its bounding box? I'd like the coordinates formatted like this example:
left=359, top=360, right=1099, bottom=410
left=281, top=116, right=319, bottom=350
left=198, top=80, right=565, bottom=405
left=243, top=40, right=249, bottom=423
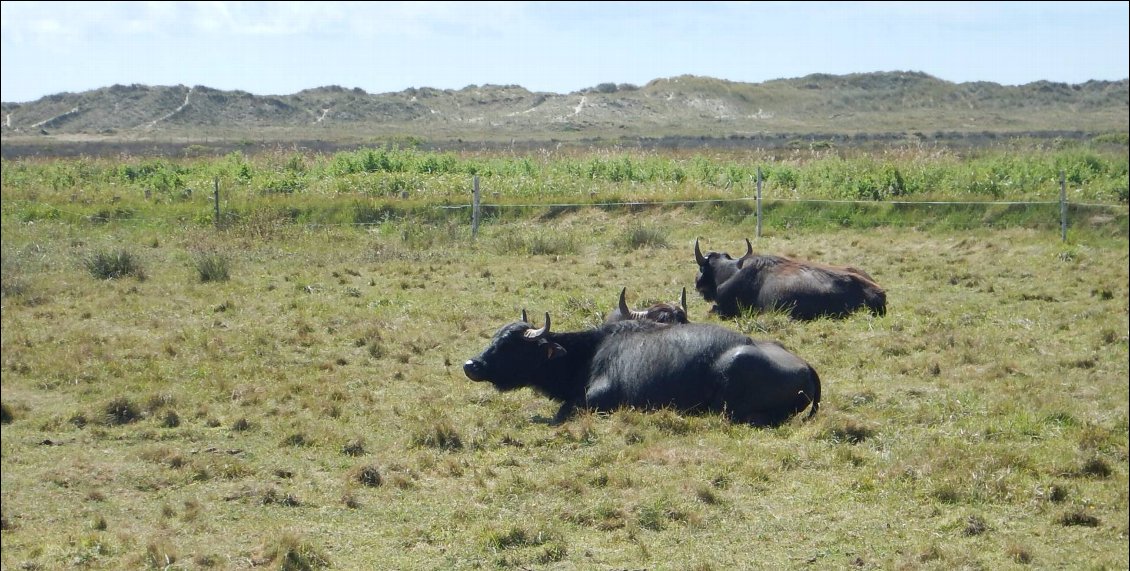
left=464, top=312, right=820, bottom=426
left=694, top=238, right=887, bottom=320
left=604, top=287, right=689, bottom=325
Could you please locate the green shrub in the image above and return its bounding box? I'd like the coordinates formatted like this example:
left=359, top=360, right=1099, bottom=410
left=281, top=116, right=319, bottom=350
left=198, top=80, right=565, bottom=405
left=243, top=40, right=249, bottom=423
left=103, top=397, right=141, bottom=426
left=85, top=249, right=146, bottom=280
left=194, top=253, right=230, bottom=282
left=617, top=224, right=669, bottom=250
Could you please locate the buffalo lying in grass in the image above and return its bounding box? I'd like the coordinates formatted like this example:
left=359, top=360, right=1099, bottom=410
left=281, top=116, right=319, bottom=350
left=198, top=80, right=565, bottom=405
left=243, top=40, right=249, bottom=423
left=694, top=238, right=887, bottom=320
left=604, top=287, right=689, bottom=325
left=464, top=312, right=820, bottom=426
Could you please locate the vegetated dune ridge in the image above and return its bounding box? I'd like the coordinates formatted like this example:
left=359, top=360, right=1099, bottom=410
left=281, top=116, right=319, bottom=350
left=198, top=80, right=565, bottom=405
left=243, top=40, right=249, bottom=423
left=2, top=71, right=1127, bottom=157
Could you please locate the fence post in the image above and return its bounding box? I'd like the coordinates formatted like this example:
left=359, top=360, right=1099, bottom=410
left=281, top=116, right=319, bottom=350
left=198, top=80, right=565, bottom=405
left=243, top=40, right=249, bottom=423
left=755, top=167, right=763, bottom=239
left=472, top=175, right=481, bottom=239
left=213, top=176, right=221, bottom=228
left=1059, top=170, right=1067, bottom=243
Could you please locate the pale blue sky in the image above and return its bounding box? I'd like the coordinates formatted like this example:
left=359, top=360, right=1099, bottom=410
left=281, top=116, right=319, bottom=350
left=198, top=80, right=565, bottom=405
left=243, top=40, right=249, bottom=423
left=1, top=1, right=1127, bottom=103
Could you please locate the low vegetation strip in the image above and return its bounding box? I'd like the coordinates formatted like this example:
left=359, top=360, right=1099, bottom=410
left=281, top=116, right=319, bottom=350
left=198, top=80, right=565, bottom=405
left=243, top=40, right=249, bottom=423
left=2, top=140, right=1127, bottom=204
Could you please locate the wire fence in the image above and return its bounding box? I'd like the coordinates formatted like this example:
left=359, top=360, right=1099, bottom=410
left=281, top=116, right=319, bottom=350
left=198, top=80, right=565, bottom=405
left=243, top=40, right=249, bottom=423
left=8, top=195, right=1125, bottom=230
left=6, top=173, right=1126, bottom=242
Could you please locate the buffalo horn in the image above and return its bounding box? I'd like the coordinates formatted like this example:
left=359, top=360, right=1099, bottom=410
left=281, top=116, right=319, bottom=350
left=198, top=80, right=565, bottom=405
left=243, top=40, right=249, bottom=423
left=619, top=288, right=649, bottom=320
left=694, top=238, right=706, bottom=265
left=524, top=312, right=551, bottom=338
left=736, top=238, right=754, bottom=268
left=679, top=287, right=687, bottom=310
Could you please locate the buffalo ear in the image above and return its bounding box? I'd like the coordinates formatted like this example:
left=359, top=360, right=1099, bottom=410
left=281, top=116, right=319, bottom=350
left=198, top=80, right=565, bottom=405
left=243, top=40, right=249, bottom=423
left=538, top=339, right=568, bottom=360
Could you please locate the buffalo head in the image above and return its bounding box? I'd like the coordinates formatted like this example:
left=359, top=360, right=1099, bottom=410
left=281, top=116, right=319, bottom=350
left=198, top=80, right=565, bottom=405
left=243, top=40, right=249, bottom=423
left=694, top=238, right=753, bottom=302
left=463, top=311, right=566, bottom=391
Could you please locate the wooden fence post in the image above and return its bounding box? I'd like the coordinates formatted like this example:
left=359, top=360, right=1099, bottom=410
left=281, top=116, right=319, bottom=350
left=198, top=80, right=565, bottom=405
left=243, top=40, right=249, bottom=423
left=472, top=175, right=480, bottom=239
left=213, top=176, right=221, bottom=228
left=755, top=167, right=763, bottom=239
left=1059, top=170, right=1067, bottom=243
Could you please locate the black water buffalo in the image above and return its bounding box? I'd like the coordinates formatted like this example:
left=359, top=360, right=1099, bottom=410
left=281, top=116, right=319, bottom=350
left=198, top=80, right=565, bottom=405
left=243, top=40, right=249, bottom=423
left=694, top=239, right=887, bottom=321
left=604, top=287, right=689, bottom=324
left=463, top=312, right=820, bottom=426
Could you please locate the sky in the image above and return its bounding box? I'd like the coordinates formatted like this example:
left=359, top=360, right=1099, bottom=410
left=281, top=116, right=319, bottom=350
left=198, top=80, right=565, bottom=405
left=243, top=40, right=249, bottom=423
left=1, top=1, right=1127, bottom=103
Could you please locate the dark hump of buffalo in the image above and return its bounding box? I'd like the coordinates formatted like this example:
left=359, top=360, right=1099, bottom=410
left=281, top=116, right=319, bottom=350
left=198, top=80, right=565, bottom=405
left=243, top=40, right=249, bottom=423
left=605, top=287, right=689, bottom=325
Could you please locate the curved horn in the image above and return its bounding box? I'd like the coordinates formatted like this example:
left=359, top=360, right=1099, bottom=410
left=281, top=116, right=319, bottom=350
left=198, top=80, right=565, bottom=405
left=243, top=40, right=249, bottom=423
left=524, top=312, right=551, bottom=339
left=736, top=238, right=755, bottom=268
left=679, top=287, right=687, bottom=311
left=621, top=288, right=649, bottom=319
left=521, top=309, right=529, bottom=323
left=694, top=238, right=706, bottom=265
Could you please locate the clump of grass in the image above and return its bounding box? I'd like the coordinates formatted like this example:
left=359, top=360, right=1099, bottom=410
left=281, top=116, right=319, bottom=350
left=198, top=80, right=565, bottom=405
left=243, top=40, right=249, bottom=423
left=90, top=515, right=108, bottom=531
left=1007, top=544, right=1033, bottom=564
left=694, top=484, right=725, bottom=505
left=260, top=487, right=301, bottom=507
left=355, top=464, right=382, bottom=487
left=194, top=253, right=230, bottom=282
left=932, top=484, right=962, bottom=505
left=85, top=248, right=146, bottom=280
left=341, top=438, right=366, bottom=456
left=411, top=420, right=463, bottom=451
left=636, top=497, right=680, bottom=531
left=537, top=542, right=568, bottom=564
left=69, top=411, right=89, bottom=428
left=355, top=325, right=385, bottom=360
left=1, top=274, right=30, bottom=298
left=493, top=231, right=579, bottom=256
left=1056, top=510, right=1100, bottom=527
left=282, top=432, right=309, bottom=447
left=144, top=392, right=175, bottom=413
left=144, top=539, right=177, bottom=569
left=1077, top=457, right=1112, bottom=478
left=528, top=234, right=577, bottom=255
left=822, top=417, right=876, bottom=444
left=1044, top=484, right=1069, bottom=503
left=646, top=409, right=692, bottom=435
left=963, top=515, right=989, bottom=536
left=182, top=500, right=201, bottom=522
left=617, top=224, right=669, bottom=249
left=103, top=397, right=141, bottom=426
left=256, top=531, right=330, bottom=570
left=158, top=410, right=180, bottom=428
left=481, top=525, right=555, bottom=551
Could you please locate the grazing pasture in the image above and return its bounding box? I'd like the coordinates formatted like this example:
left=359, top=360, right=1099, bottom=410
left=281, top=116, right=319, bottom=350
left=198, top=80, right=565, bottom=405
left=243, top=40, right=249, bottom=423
left=1, top=147, right=1128, bottom=570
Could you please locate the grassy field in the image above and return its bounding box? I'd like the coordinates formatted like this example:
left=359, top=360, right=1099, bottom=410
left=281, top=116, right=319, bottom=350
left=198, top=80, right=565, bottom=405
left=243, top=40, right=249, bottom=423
left=1, top=147, right=1128, bottom=570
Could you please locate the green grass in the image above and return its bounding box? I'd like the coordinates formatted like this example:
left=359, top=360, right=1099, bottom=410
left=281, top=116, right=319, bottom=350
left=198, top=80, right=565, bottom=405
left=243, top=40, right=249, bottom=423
left=1, top=148, right=1128, bottom=570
